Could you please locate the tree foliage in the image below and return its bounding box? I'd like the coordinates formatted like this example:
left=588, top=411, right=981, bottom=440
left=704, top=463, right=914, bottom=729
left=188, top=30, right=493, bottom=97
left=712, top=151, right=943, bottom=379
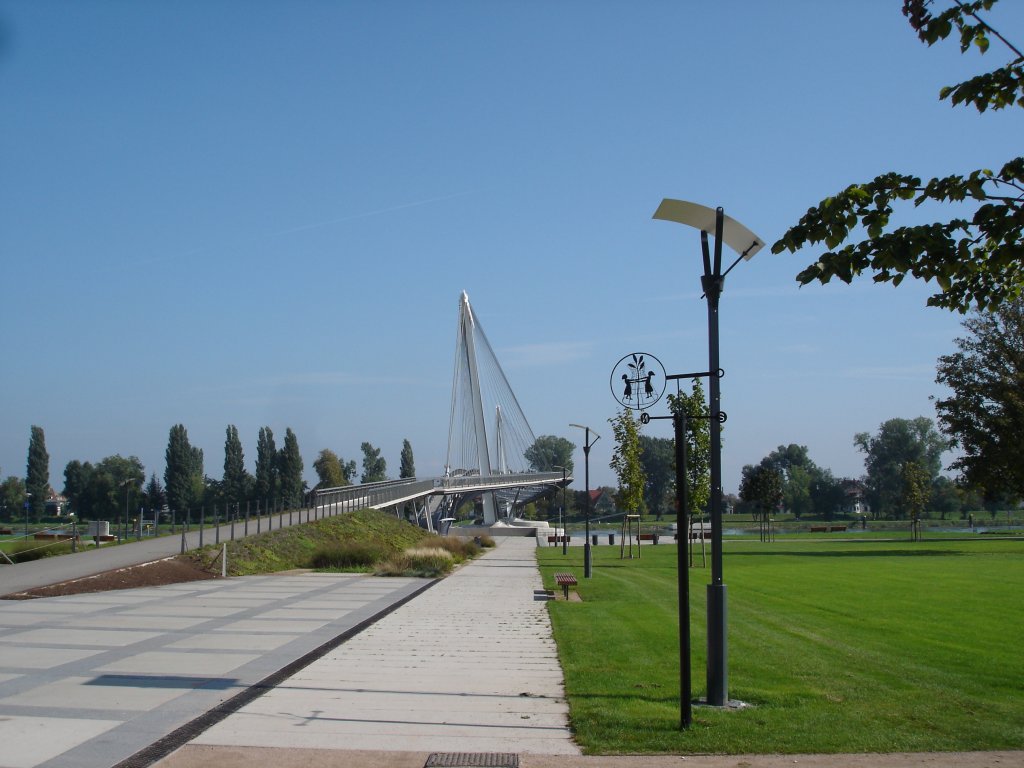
left=855, top=417, right=950, bottom=517
left=400, top=439, right=416, bottom=479
left=222, top=425, right=251, bottom=505
left=26, top=425, right=49, bottom=520
left=608, top=409, right=645, bottom=516
left=313, top=449, right=351, bottom=489
left=739, top=462, right=784, bottom=519
left=772, top=0, right=1024, bottom=312
left=360, top=441, right=387, bottom=483
left=667, top=378, right=712, bottom=517
left=255, top=426, right=278, bottom=503
left=935, top=296, right=1024, bottom=501
left=639, top=435, right=674, bottom=520
left=0, top=474, right=26, bottom=521
left=524, top=435, right=575, bottom=473
left=900, top=460, right=932, bottom=521
left=164, top=424, right=203, bottom=514
left=277, top=428, right=304, bottom=508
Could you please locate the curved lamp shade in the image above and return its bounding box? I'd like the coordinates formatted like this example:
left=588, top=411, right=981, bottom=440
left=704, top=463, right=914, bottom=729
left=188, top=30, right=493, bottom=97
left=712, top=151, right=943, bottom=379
left=652, top=199, right=764, bottom=261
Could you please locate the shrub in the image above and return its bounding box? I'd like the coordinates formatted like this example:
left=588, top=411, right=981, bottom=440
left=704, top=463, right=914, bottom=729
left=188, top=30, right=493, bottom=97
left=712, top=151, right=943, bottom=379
left=477, top=534, right=496, bottom=548
left=8, top=540, right=74, bottom=563
left=309, top=541, right=386, bottom=570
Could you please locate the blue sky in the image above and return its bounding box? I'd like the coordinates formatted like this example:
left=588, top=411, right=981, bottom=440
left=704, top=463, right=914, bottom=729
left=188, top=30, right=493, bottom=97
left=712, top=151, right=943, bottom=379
left=2, top=1, right=1022, bottom=495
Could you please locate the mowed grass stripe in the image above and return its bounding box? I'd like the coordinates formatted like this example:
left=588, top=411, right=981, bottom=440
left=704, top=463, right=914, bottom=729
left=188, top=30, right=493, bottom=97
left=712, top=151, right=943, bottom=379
left=538, top=538, right=1024, bottom=754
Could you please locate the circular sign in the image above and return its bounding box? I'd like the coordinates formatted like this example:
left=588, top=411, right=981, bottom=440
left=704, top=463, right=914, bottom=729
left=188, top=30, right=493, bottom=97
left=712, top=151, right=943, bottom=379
left=610, top=352, right=667, bottom=411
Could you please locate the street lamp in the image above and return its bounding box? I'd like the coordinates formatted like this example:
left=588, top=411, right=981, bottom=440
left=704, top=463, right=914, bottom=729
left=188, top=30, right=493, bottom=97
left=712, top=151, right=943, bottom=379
left=569, top=423, right=600, bottom=579
left=121, top=479, right=133, bottom=544
left=553, top=465, right=568, bottom=555
left=653, top=198, right=764, bottom=707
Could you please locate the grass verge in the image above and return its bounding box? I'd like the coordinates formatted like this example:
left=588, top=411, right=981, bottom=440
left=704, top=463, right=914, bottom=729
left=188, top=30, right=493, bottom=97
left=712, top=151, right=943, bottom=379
left=538, top=538, right=1024, bottom=754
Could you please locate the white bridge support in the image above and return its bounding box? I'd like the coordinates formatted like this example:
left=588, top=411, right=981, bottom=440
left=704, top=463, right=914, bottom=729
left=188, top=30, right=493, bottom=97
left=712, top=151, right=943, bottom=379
left=445, top=291, right=553, bottom=526
left=455, top=292, right=498, bottom=523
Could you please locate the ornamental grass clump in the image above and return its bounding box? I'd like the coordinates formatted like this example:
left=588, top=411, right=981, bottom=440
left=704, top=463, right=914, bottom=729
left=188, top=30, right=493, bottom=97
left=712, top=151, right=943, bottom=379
left=422, top=535, right=479, bottom=561
left=375, top=546, right=454, bottom=577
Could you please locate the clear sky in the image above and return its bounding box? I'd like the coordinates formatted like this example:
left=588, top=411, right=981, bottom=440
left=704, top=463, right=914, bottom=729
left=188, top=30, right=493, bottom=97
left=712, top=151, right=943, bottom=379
left=2, top=1, right=1022, bottom=496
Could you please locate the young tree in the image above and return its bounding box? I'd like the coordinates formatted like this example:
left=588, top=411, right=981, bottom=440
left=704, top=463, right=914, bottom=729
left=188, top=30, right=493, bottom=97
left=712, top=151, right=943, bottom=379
left=608, top=409, right=645, bottom=517
left=524, top=435, right=575, bottom=473
left=360, top=442, right=387, bottom=483
left=277, top=428, right=304, bottom=508
left=935, top=297, right=1024, bottom=502
left=668, top=378, right=712, bottom=516
left=399, top=439, right=416, bottom=479
left=26, top=425, right=49, bottom=520
left=900, top=460, right=932, bottom=521
left=164, top=424, right=203, bottom=514
left=772, top=0, right=1024, bottom=313
left=855, top=417, right=949, bottom=517
left=254, top=426, right=278, bottom=503
left=222, top=425, right=250, bottom=505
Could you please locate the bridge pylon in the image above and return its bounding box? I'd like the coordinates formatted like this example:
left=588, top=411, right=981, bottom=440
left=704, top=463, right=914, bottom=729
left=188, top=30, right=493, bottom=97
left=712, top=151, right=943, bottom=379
left=446, top=291, right=538, bottom=525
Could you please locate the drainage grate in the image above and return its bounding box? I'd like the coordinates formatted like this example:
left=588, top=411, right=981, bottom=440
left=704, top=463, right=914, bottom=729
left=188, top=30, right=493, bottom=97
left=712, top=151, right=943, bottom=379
left=424, top=753, right=519, bottom=768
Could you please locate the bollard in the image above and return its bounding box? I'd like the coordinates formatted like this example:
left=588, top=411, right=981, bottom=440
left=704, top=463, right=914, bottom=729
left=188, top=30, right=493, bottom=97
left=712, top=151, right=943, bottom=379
left=592, top=534, right=598, bottom=546
left=653, top=533, right=660, bottom=545
left=609, top=533, right=615, bottom=545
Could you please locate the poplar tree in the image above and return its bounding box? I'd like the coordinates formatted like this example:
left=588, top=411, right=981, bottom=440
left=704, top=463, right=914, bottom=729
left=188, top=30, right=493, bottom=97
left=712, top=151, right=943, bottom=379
left=222, top=425, right=250, bottom=505
left=399, top=439, right=416, bottom=479
left=254, top=427, right=278, bottom=503
left=164, top=424, right=203, bottom=514
left=26, top=425, right=49, bottom=520
left=277, top=428, right=304, bottom=508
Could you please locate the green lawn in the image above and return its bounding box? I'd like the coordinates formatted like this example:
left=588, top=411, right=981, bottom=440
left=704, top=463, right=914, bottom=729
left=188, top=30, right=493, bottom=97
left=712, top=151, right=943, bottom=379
left=538, top=538, right=1024, bottom=754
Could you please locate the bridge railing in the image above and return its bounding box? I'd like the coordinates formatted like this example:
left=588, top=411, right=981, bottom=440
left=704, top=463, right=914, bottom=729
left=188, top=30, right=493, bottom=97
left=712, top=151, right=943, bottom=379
left=314, top=471, right=570, bottom=515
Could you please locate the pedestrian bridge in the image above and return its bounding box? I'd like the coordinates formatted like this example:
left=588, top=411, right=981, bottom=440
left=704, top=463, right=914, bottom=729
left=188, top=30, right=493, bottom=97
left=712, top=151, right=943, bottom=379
left=315, top=292, right=571, bottom=531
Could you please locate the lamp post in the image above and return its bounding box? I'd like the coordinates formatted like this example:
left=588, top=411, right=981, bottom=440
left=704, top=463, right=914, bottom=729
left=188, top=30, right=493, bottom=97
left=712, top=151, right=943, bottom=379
left=570, top=423, right=600, bottom=579
left=553, top=465, right=568, bottom=555
left=653, top=199, right=764, bottom=707
left=121, top=479, right=133, bottom=544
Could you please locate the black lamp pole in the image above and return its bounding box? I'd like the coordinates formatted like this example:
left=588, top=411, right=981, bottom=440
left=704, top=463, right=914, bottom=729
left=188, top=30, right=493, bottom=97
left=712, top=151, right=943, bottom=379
left=654, top=199, right=764, bottom=708
left=570, top=423, right=600, bottom=579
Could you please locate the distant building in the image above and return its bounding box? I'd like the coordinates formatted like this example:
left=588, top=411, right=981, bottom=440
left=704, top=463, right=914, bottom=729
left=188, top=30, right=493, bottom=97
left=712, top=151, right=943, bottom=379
left=841, top=480, right=870, bottom=516
left=45, top=488, right=68, bottom=517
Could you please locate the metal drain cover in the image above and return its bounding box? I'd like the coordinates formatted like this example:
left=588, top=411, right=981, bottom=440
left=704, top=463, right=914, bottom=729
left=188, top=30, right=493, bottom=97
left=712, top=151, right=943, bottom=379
left=424, top=753, right=519, bottom=768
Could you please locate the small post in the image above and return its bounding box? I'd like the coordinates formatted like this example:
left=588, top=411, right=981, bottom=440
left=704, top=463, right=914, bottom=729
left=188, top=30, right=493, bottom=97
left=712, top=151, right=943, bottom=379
left=221, top=542, right=227, bottom=578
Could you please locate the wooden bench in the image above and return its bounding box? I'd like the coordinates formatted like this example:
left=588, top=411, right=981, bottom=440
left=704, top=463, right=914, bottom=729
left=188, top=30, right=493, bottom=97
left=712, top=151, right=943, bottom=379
left=638, top=533, right=660, bottom=544
left=0, top=528, right=12, bottom=535
left=829, top=525, right=847, bottom=532
left=554, top=572, right=578, bottom=600
left=809, top=526, right=828, bottom=533
left=547, top=535, right=570, bottom=546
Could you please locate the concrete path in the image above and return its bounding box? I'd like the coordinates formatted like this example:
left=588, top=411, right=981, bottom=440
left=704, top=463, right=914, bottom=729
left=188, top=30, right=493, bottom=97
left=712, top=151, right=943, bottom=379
left=0, top=571, right=431, bottom=768
left=158, top=537, right=579, bottom=762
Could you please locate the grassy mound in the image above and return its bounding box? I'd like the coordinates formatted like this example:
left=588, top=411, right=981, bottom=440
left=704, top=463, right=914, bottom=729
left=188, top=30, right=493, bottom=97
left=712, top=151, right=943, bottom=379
left=186, top=508, right=432, bottom=576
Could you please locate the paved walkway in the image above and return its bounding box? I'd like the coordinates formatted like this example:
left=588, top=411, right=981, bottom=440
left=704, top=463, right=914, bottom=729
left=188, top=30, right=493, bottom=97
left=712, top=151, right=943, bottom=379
left=158, top=537, right=578, bottom=762
left=0, top=570, right=431, bottom=768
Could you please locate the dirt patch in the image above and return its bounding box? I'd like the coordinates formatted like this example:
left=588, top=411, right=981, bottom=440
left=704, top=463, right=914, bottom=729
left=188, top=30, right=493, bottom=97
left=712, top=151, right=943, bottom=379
left=3, top=557, right=219, bottom=600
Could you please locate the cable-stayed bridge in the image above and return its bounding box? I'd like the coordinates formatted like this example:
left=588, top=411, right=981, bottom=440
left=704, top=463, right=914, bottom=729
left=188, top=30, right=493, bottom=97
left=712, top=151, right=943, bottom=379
left=316, top=292, right=569, bottom=532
